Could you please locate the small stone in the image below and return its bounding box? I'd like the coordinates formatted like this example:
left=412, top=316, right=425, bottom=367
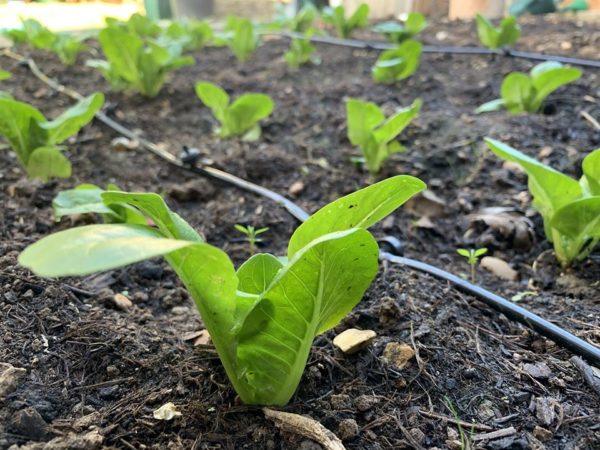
left=171, top=306, right=190, bottom=315
left=111, top=137, right=139, bottom=152
left=535, top=397, right=556, bottom=426
left=11, top=407, right=48, bottom=440
left=0, top=363, right=26, bottom=399
left=333, top=328, right=376, bottom=354
left=288, top=181, right=305, bottom=196
left=330, top=394, right=351, bottom=410
left=533, top=425, right=553, bottom=442
left=382, top=342, right=414, bottom=370
left=523, top=362, right=552, bottom=379
left=153, top=402, right=182, bottom=421
left=560, top=41, right=572, bottom=50
left=337, top=418, right=359, bottom=441
left=538, top=146, right=553, bottom=159
left=113, top=293, right=133, bottom=311
left=354, top=394, right=379, bottom=412
left=480, top=256, right=519, bottom=281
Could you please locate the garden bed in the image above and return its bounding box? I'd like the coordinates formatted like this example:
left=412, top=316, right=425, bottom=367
left=1, top=15, right=600, bottom=450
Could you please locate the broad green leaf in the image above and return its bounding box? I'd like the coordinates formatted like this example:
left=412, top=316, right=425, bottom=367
left=475, top=98, right=505, bottom=114
left=18, top=224, right=194, bottom=277
left=195, top=81, right=230, bottom=122
left=485, top=138, right=581, bottom=236
left=456, top=249, right=471, bottom=257
left=237, top=253, right=283, bottom=295
left=53, top=184, right=116, bottom=219
left=372, top=40, right=422, bottom=83
left=530, top=65, right=581, bottom=112
left=501, top=72, right=532, bottom=113
left=582, top=149, right=600, bottom=196
left=288, top=175, right=426, bottom=256
left=552, top=197, right=600, bottom=241
left=373, top=99, right=422, bottom=144
left=236, top=228, right=378, bottom=405
left=497, top=16, right=520, bottom=47
left=348, top=4, right=369, bottom=28
left=405, top=12, right=428, bottom=36
left=26, top=146, right=71, bottom=181
left=476, top=14, right=499, bottom=48
left=0, top=98, right=47, bottom=164
left=346, top=98, right=385, bottom=147
left=98, top=27, right=143, bottom=83
left=41, top=93, right=104, bottom=144
left=226, top=94, right=274, bottom=136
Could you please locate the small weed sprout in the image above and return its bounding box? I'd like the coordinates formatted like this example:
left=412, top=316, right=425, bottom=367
left=235, top=224, right=269, bottom=255
left=456, top=248, right=487, bottom=282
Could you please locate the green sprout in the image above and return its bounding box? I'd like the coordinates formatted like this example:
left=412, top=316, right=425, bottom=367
left=235, top=224, right=269, bottom=255
left=456, top=248, right=488, bottom=282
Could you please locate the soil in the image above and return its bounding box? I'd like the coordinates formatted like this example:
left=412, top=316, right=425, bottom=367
left=2, top=14, right=600, bottom=450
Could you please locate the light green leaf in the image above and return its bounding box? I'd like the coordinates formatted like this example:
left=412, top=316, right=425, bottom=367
left=18, top=224, right=194, bottom=277
left=497, top=16, right=520, bottom=47
left=195, top=81, right=230, bottom=122
left=476, top=14, right=499, bottom=48
left=226, top=94, right=274, bottom=136
left=288, top=175, right=426, bottom=256
left=582, top=149, right=600, bottom=196
left=98, top=27, right=143, bottom=83
left=501, top=72, right=532, bottom=113
left=53, top=184, right=116, bottom=219
left=26, top=146, right=71, bottom=181
left=0, top=70, right=11, bottom=81
left=0, top=98, right=47, bottom=165
left=551, top=197, right=600, bottom=241
left=530, top=65, right=581, bottom=112
left=475, top=98, right=505, bottom=114
left=346, top=98, right=385, bottom=147
left=40, top=93, right=104, bottom=144
left=373, top=99, right=422, bottom=144
left=237, top=253, right=283, bottom=295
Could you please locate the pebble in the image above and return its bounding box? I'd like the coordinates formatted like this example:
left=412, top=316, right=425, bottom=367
left=113, top=293, right=133, bottom=311
left=333, top=329, right=376, bottom=354
left=382, top=342, right=415, bottom=370
left=11, top=407, right=48, bottom=440
left=288, top=181, right=305, bottom=196
left=337, top=418, right=359, bottom=441
left=480, top=256, right=519, bottom=281
left=0, top=363, right=27, bottom=399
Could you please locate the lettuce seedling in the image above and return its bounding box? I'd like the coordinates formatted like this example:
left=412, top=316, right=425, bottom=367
left=215, top=16, right=260, bottom=62
left=195, top=81, right=274, bottom=140
left=290, top=3, right=319, bottom=32
left=322, top=4, right=369, bottom=39
left=284, top=30, right=320, bottom=69
left=163, top=19, right=213, bottom=51
left=87, top=26, right=194, bottom=97
left=19, top=175, right=426, bottom=405
left=476, top=14, right=520, bottom=49
left=485, top=138, right=600, bottom=266
left=372, top=40, right=422, bottom=84
left=477, top=61, right=581, bottom=114
left=372, top=13, right=428, bottom=44
left=0, top=93, right=104, bottom=181
left=346, top=98, right=422, bottom=175
left=105, top=13, right=162, bottom=39
left=2, top=18, right=87, bottom=65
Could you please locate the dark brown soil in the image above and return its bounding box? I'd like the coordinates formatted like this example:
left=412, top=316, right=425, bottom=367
left=1, top=15, right=600, bottom=450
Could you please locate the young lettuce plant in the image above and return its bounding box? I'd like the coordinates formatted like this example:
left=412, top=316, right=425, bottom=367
left=485, top=138, right=600, bottom=266
left=195, top=81, right=274, bottom=141
left=476, top=14, right=520, bottom=49
left=0, top=93, right=104, bottom=181
left=289, top=3, right=319, bottom=32
left=322, top=4, right=369, bottom=39
left=163, top=19, right=213, bottom=51
left=284, top=30, right=320, bottom=70
left=372, top=13, right=428, bottom=44
left=476, top=61, right=581, bottom=114
left=346, top=98, right=422, bottom=174
left=87, top=26, right=194, bottom=97
left=19, top=175, right=426, bottom=405
left=372, top=40, right=422, bottom=84
left=215, top=17, right=260, bottom=62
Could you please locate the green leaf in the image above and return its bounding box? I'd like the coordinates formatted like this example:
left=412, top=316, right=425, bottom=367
left=237, top=253, right=283, bottom=295
left=456, top=248, right=470, bottom=257
left=346, top=98, right=385, bottom=148
left=476, top=14, right=499, bottom=48
left=372, top=40, right=422, bottom=83
left=18, top=224, right=194, bottom=277
left=348, top=4, right=369, bottom=28
left=405, top=12, right=428, bottom=36
left=236, top=228, right=378, bottom=405
left=26, top=146, right=72, bottom=181
left=497, top=16, right=520, bottom=47
left=551, top=197, right=600, bottom=241
left=529, top=64, right=581, bottom=112
left=53, top=184, right=116, bottom=219
left=0, top=70, right=11, bottom=81
left=288, top=175, right=426, bottom=256
left=97, top=27, right=143, bottom=83
left=582, top=149, right=600, bottom=196
left=226, top=94, right=274, bottom=136
left=485, top=138, right=581, bottom=237
left=40, top=93, right=104, bottom=144
left=0, top=98, right=47, bottom=165
left=501, top=72, right=532, bottom=113
left=373, top=99, right=422, bottom=144
left=195, top=81, right=230, bottom=122
left=475, top=98, right=506, bottom=114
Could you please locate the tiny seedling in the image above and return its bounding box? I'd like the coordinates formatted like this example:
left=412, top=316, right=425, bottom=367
left=195, top=81, right=274, bottom=140
left=346, top=98, right=422, bottom=174
left=0, top=93, right=104, bottom=181
left=2, top=18, right=87, bottom=65
left=215, top=16, right=260, bottom=62
left=485, top=138, right=600, bottom=266
left=322, top=4, right=369, bottom=39
left=284, top=30, right=320, bottom=69
left=456, top=248, right=487, bottom=282
left=476, top=61, right=581, bottom=114
left=87, top=26, right=194, bottom=97
left=372, top=39, right=422, bottom=84
left=19, top=175, right=426, bottom=405
left=372, top=13, right=428, bottom=44
left=234, top=224, right=269, bottom=255
left=476, top=14, right=520, bottom=49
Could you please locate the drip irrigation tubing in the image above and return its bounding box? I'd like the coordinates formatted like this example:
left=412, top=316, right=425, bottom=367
left=280, top=31, right=600, bottom=69
left=3, top=49, right=600, bottom=367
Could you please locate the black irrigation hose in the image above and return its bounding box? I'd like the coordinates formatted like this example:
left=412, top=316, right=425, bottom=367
left=3, top=49, right=600, bottom=367
left=281, top=31, right=600, bottom=69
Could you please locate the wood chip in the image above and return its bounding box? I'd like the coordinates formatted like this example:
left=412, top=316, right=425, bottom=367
left=153, top=402, right=182, bottom=421
left=480, top=256, right=519, bottom=281
left=0, top=363, right=27, bottom=399
left=472, top=426, right=516, bottom=442
left=263, top=408, right=345, bottom=450
left=333, top=329, right=376, bottom=354
left=535, top=397, right=556, bottom=426
left=193, top=329, right=211, bottom=346
left=523, top=362, right=552, bottom=379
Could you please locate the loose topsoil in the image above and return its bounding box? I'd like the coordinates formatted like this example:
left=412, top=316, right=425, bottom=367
left=1, top=15, right=600, bottom=450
